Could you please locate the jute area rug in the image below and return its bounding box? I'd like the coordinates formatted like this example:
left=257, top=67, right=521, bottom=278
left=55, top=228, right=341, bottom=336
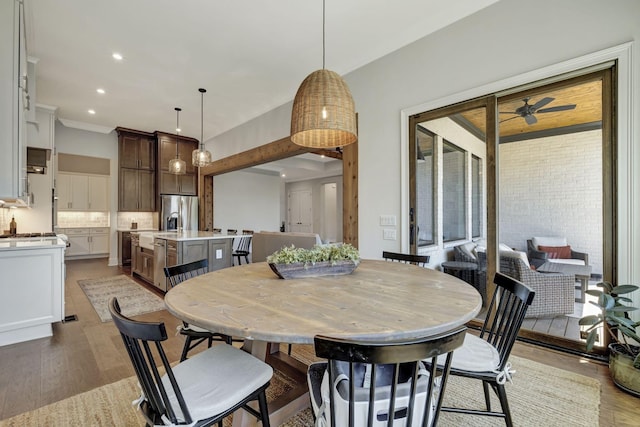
left=0, top=346, right=600, bottom=427
left=78, top=275, right=166, bottom=322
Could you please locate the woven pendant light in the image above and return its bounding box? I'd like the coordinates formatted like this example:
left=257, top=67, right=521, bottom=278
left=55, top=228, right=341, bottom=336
left=290, top=0, right=357, bottom=148
left=192, top=88, right=212, bottom=167
left=169, top=107, right=186, bottom=175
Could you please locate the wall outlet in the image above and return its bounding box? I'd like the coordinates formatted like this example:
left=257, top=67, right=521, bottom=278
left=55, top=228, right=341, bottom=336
left=383, top=229, right=397, bottom=240
left=216, top=249, right=223, bottom=259
left=380, top=215, right=397, bottom=226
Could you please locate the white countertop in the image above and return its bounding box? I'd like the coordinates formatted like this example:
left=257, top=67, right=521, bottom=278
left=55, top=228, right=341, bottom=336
left=0, top=237, right=67, bottom=250
left=132, top=230, right=238, bottom=242
left=153, top=231, right=237, bottom=241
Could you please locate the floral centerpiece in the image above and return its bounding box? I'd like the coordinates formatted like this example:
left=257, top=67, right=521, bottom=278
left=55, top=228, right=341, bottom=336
left=267, top=243, right=360, bottom=279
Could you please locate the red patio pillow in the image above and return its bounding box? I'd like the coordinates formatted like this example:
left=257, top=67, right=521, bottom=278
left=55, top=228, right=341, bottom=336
left=538, top=245, right=572, bottom=259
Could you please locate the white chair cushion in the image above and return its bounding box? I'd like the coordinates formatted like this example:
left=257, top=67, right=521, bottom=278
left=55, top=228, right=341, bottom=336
left=458, top=242, right=477, bottom=261
left=183, top=323, right=210, bottom=333
left=548, top=258, right=586, bottom=266
left=162, top=343, right=273, bottom=423
left=451, top=334, right=501, bottom=372
left=532, top=236, right=568, bottom=248
left=498, top=243, right=513, bottom=252
left=500, top=249, right=530, bottom=268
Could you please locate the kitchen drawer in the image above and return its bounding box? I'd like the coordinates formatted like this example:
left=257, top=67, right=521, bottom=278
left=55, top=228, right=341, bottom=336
left=91, top=227, right=109, bottom=234
left=64, top=228, right=91, bottom=235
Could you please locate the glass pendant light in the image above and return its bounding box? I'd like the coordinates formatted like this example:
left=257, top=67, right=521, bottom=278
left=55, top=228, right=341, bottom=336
left=290, top=0, right=357, bottom=148
left=192, top=88, right=212, bottom=167
left=168, top=107, right=186, bottom=175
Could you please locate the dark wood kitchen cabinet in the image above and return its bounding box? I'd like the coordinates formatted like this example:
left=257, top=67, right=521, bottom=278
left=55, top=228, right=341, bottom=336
left=155, top=131, right=198, bottom=196
left=118, top=231, right=132, bottom=266
left=117, top=128, right=157, bottom=211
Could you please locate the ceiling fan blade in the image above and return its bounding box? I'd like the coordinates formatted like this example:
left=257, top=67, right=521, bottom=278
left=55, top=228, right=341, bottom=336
left=530, top=97, right=554, bottom=111
left=499, top=116, right=520, bottom=124
left=525, top=114, right=538, bottom=125
left=536, top=104, right=577, bottom=113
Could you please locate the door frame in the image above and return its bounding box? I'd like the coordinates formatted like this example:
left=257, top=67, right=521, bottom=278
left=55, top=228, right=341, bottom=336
left=401, top=43, right=634, bottom=352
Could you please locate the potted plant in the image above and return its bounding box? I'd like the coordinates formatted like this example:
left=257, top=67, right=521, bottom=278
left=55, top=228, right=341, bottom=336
left=579, top=281, right=640, bottom=396
left=267, top=244, right=360, bottom=279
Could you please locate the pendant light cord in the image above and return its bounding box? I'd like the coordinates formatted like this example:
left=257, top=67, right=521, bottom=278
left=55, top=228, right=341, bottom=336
left=322, top=0, right=325, bottom=70
left=175, top=107, right=181, bottom=158
left=200, top=90, right=204, bottom=149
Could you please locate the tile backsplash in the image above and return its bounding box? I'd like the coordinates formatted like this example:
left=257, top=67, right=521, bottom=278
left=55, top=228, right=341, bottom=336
left=57, top=212, right=110, bottom=228
left=116, top=212, right=158, bottom=230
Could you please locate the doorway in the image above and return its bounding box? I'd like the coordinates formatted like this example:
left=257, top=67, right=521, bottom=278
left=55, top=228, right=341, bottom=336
left=407, top=66, right=616, bottom=355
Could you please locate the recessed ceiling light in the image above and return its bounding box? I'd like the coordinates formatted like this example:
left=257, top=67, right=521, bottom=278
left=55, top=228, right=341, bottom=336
left=281, top=173, right=286, bottom=178
left=96, top=88, right=105, bottom=94
left=112, top=52, right=123, bottom=61
left=176, top=127, right=181, bottom=133
left=88, top=109, right=96, bottom=115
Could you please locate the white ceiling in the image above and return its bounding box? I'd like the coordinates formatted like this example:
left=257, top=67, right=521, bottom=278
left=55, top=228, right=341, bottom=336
left=26, top=0, right=497, bottom=181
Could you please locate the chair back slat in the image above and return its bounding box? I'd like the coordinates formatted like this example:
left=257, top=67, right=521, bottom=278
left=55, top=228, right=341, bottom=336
left=164, top=259, right=209, bottom=289
left=382, top=251, right=430, bottom=267
left=313, top=327, right=465, bottom=427
left=480, top=272, right=535, bottom=369
left=109, top=297, right=193, bottom=425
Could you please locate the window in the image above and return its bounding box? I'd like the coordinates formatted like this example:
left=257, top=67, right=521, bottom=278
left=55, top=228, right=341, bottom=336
left=442, top=140, right=466, bottom=242
left=416, top=127, right=435, bottom=247
left=471, top=155, right=482, bottom=238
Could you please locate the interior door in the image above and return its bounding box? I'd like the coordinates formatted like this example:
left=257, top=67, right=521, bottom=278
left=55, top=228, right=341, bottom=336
left=288, top=190, right=312, bottom=232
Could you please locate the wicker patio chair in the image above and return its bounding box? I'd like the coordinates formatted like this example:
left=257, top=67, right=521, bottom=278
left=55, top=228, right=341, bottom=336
left=499, top=255, right=574, bottom=317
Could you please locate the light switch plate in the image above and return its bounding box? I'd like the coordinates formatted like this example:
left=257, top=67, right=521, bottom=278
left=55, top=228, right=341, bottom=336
left=380, top=215, right=397, bottom=226
left=383, top=229, right=397, bottom=240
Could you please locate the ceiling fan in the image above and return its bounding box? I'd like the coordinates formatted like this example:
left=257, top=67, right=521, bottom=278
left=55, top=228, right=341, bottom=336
left=500, top=97, right=576, bottom=125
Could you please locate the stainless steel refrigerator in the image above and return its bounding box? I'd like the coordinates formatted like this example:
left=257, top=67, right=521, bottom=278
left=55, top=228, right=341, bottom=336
left=160, top=195, right=199, bottom=231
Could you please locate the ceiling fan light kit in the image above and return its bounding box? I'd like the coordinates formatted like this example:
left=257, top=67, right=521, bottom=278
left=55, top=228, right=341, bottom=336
left=290, top=0, right=357, bottom=149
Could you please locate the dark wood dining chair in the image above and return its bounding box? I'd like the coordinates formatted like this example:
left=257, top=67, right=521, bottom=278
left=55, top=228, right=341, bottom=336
left=382, top=251, right=430, bottom=267
left=164, top=259, right=233, bottom=361
left=109, top=297, right=272, bottom=427
left=438, top=272, right=535, bottom=426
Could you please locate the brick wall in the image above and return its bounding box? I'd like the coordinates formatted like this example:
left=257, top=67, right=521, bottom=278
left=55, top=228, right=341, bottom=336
left=499, top=129, right=603, bottom=274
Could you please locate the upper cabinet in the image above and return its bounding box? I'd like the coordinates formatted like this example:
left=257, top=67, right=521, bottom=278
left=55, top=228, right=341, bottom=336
left=58, top=173, right=109, bottom=212
left=119, top=128, right=156, bottom=170
left=155, top=131, right=198, bottom=196
left=117, top=127, right=157, bottom=211
left=0, top=0, right=28, bottom=204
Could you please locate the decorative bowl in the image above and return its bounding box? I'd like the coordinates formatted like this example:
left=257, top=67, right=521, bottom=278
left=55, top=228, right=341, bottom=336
left=268, top=259, right=360, bottom=279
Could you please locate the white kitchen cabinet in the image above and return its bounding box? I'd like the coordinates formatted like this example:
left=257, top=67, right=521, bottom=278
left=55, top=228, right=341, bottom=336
left=0, top=240, right=66, bottom=346
left=90, top=227, right=110, bottom=254
left=62, top=227, right=110, bottom=258
left=57, top=173, right=109, bottom=211
left=0, top=0, right=29, bottom=204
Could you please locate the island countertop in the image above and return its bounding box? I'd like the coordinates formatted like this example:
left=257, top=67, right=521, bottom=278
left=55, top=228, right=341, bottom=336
left=133, top=230, right=237, bottom=242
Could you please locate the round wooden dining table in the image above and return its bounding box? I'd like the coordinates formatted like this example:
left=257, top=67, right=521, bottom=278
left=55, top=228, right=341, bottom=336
left=164, top=259, right=482, bottom=427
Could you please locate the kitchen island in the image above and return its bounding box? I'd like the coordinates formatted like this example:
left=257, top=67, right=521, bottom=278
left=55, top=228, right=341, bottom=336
left=0, top=237, right=66, bottom=346
left=130, top=231, right=237, bottom=292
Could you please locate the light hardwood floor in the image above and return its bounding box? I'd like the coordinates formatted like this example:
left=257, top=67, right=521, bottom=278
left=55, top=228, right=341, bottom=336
left=0, top=259, right=638, bottom=425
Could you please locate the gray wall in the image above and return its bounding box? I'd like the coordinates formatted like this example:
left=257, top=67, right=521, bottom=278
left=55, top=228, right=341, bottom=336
left=209, top=0, right=639, bottom=269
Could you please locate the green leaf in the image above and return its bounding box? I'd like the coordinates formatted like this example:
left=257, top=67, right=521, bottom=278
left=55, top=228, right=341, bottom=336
left=585, top=289, right=603, bottom=298
left=610, top=305, right=637, bottom=313
left=612, top=284, right=640, bottom=295
left=585, top=330, right=597, bottom=351
left=601, top=294, right=615, bottom=310
left=578, top=315, right=601, bottom=326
